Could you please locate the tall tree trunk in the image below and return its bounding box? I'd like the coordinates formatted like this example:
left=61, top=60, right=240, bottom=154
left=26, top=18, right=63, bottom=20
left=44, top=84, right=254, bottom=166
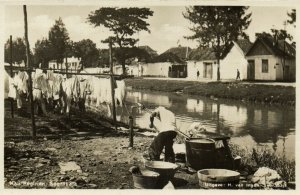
left=23, top=5, right=36, bottom=138
left=216, top=37, right=221, bottom=81
left=217, top=58, right=220, bottom=81
left=121, top=57, right=126, bottom=75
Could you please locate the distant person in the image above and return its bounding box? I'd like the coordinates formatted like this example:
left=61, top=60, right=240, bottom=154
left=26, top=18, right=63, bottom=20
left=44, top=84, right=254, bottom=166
left=197, top=70, right=200, bottom=79
left=236, top=69, right=241, bottom=80
left=147, top=106, right=177, bottom=163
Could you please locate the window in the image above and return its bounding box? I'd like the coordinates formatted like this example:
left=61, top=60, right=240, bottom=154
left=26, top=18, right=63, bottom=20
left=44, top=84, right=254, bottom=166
left=262, top=59, right=268, bottom=73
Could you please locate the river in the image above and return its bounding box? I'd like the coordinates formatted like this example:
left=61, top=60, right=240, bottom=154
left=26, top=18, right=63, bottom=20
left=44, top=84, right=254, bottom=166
left=115, top=89, right=295, bottom=161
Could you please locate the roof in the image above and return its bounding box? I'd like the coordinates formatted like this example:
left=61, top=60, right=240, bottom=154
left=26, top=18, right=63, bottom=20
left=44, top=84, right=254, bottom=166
left=188, top=47, right=217, bottom=61
left=139, top=45, right=158, bottom=58
left=246, top=36, right=295, bottom=58
left=234, top=39, right=253, bottom=55
left=153, top=52, right=186, bottom=64
left=163, top=46, right=192, bottom=60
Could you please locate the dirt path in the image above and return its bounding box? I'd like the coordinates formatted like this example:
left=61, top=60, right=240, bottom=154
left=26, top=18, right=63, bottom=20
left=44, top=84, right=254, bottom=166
left=4, top=100, right=199, bottom=189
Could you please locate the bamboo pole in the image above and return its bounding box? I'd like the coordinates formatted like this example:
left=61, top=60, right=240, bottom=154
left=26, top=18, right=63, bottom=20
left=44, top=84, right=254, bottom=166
left=109, top=40, right=117, bottom=129
left=23, top=5, right=36, bottom=138
left=9, top=35, right=14, bottom=118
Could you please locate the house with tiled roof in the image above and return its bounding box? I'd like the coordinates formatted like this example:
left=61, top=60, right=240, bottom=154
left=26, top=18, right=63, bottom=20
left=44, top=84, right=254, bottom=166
left=163, top=45, right=191, bottom=60
left=187, top=39, right=253, bottom=80
left=187, top=47, right=218, bottom=79
left=245, top=35, right=295, bottom=81
left=137, top=46, right=189, bottom=78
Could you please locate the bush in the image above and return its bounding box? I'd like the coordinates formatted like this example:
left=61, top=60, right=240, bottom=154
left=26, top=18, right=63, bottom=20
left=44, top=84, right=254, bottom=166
left=229, top=143, right=295, bottom=182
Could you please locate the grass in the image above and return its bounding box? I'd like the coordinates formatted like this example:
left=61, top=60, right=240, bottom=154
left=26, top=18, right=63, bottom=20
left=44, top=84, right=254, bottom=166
left=229, top=143, right=295, bottom=182
left=125, top=78, right=295, bottom=106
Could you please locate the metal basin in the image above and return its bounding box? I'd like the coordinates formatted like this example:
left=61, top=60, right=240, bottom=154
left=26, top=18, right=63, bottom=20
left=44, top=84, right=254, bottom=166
left=144, top=161, right=179, bottom=188
left=132, top=170, right=160, bottom=189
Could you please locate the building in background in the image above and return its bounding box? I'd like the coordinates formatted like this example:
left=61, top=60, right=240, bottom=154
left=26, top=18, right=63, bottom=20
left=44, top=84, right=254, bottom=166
left=245, top=36, right=295, bottom=81
left=48, top=56, right=81, bottom=72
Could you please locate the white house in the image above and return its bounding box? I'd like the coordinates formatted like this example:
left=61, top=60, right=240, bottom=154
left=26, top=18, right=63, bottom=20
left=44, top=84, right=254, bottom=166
left=142, top=62, right=170, bottom=77
left=48, top=56, right=81, bottom=72
left=220, top=40, right=253, bottom=80
left=187, top=47, right=218, bottom=80
left=187, top=39, right=252, bottom=80
left=245, top=36, right=295, bottom=81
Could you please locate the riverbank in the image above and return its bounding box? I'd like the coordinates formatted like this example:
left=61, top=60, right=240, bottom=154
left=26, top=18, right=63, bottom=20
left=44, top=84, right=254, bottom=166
left=125, top=78, right=295, bottom=106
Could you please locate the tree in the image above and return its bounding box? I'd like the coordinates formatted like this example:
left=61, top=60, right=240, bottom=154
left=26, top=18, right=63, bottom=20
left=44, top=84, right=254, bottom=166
left=48, top=17, right=70, bottom=66
left=270, top=29, right=293, bottom=42
left=33, top=38, right=53, bottom=68
left=73, top=39, right=99, bottom=68
left=287, top=9, right=296, bottom=27
left=4, top=37, right=27, bottom=65
left=88, top=7, right=153, bottom=74
left=183, top=6, right=252, bottom=80
left=98, top=48, right=110, bottom=67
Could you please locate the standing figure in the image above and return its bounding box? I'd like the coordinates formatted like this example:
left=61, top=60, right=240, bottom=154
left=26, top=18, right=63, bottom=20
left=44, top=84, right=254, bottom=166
left=197, top=70, right=200, bottom=80
left=148, top=106, right=177, bottom=163
left=236, top=69, right=241, bottom=80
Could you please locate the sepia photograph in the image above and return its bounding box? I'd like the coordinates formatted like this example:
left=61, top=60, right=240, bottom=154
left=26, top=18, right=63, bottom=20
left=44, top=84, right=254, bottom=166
left=2, top=0, right=297, bottom=191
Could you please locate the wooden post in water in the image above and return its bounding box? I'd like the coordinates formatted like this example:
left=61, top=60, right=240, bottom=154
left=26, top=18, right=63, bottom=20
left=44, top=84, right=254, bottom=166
left=9, top=35, right=14, bottom=118
left=23, top=5, right=36, bottom=138
left=109, top=40, right=117, bottom=129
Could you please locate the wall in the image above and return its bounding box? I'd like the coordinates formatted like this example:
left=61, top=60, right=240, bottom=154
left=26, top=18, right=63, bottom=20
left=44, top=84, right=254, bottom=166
left=274, top=57, right=296, bottom=81
left=220, top=44, right=248, bottom=80
left=285, top=58, right=296, bottom=81
left=113, top=65, right=126, bottom=75
left=187, top=60, right=217, bottom=80
left=246, top=55, right=278, bottom=80
left=48, top=57, right=81, bottom=71
left=142, top=62, right=170, bottom=77
left=187, top=60, right=204, bottom=79
left=128, top=64, right=139, bottom=76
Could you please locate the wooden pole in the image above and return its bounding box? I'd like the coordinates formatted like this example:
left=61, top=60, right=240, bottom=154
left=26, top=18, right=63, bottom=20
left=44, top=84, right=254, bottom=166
left=65, top=55, right=68, bottom=75
left=9, top=35, right=14, bottom=118
left=23, top=5, right=36, bottom=138
left=129, top=116, right=133, bottom=147
left=109, top=40, right=117, bottom=128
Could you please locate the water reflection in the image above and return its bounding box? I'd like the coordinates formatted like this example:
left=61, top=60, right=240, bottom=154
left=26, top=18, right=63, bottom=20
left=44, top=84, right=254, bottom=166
left=119, top=89, right=295, bottom=160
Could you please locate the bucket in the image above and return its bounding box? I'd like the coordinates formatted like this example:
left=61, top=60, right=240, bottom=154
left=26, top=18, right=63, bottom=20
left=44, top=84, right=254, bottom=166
left=197, top=169, right=240, bottom=189
left=185, top=138, right=216, bottom=170
left=144, top=161, right=179, bottom=188
left=132, top=170, right=160, bottom=189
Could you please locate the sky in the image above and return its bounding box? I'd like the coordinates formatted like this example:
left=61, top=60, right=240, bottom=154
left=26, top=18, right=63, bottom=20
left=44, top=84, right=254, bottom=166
left=3, top=5, right=296, bottom=54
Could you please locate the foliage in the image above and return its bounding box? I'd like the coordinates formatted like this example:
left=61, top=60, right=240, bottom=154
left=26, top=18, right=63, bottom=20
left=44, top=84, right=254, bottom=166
left=256, top=29, right=293, bottom=42
left=4, top=37, right=27, bottom=65
left=48, top=17, right=70, bottom=64
left=230, top=143, right=295, bottom=182
left=125, top=78, right=295, bottom=106
left=33, top=38, right=53, bottom=68
left=287, top=9, right=296, bottom=27
left=73, top=39, right=99, bottom=68
left=114, top=47, right=153, bottom=64
left=98, top=49, right=110, bottom=67
left=183, top=6, right=252, bottom=80
left=88, top=7, right=153, bottom=74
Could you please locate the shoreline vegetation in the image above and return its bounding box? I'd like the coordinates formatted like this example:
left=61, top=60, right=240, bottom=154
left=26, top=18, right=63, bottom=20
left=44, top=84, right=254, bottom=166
left=229, top=143, right=295, bottom=183
left=125, top=78, right=295, bottom=106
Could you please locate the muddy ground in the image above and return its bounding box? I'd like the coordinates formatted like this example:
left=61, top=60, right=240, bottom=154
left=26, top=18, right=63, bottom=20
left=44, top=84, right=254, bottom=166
left=4, top=100, right=199, bottom=189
